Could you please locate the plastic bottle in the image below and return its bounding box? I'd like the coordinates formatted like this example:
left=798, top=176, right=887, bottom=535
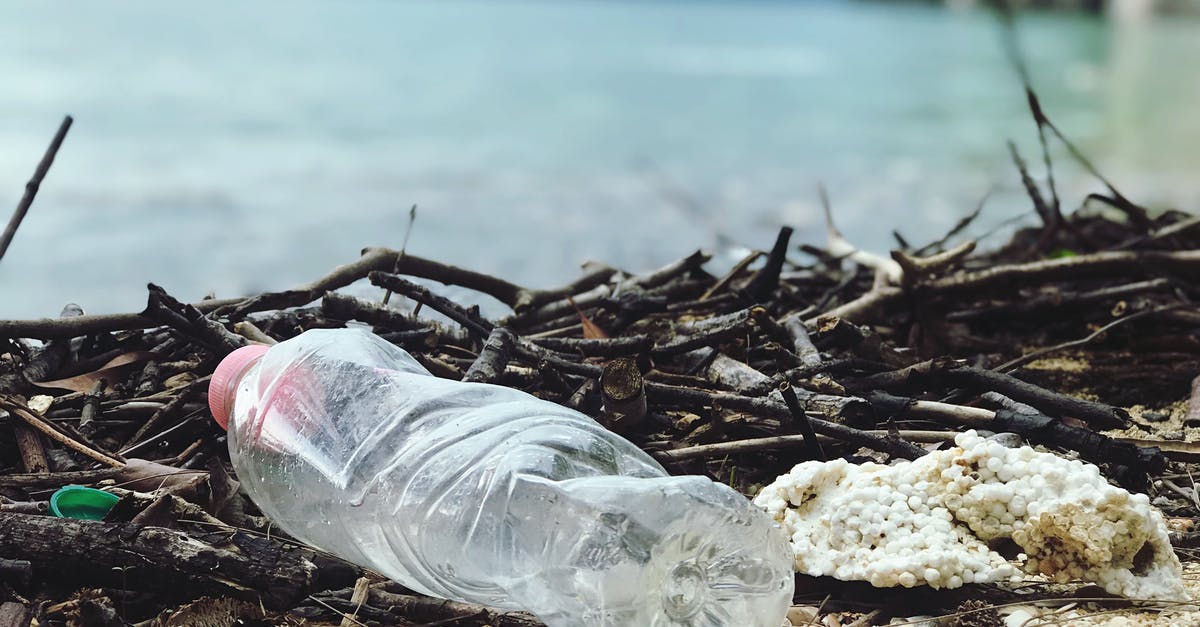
left=208, top=328, right=794, bottom=627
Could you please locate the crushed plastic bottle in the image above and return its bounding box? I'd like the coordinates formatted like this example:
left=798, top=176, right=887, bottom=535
left=208, top=328, right=794, bottom=626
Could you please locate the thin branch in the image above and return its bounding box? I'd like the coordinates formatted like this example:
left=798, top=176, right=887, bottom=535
left=743, top=226, right=793, bottom=302
left=923, top=250, right=1200, bottom=294
left=367, top=271, right=493, bottom=337
left=652, top=430, right=954, bottom=463
left=463, top=327, right=515, bottom=384
left=779, top=382, right=826, bottom=461
left=993, top=304, right=1184, bottom=373
left=914, top=186, right=993, bottom=256
left=0, top=395, right=124, bottom=467
left=381, top=204, right=418, bottom=305
left=0, top=115, right=73, bottom=262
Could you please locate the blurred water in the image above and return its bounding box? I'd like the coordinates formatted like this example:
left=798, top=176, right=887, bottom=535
left=1, top=1, right=1198, bottom=318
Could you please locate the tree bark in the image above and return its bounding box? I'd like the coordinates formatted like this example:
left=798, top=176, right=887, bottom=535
left=0, top=512, right=317, bottom=610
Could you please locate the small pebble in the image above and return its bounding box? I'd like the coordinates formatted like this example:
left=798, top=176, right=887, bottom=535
left=1141, top=410, right=1170, bottom=423
left=987, top=432, right=1024, bottom=448
left=1152, top=496, right=1176, bottom=508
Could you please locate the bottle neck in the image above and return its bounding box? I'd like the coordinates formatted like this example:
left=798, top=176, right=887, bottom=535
left=209, top=344, right=270, bottom=430
left=221, top=356, right=262, bottom=428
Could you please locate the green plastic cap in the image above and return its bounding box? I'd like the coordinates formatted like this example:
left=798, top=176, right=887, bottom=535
left=49, top=485, right=120, bottom=520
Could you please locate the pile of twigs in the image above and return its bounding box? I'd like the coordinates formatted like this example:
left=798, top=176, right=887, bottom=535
left=0, top=190, right=1198, bottom=625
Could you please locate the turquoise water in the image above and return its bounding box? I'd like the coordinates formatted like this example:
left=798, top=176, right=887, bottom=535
left=1, top=1, right=1198, bottom=318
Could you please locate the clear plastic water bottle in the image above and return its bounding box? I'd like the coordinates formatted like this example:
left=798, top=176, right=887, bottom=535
left=208, top=328, right=794, bottom=627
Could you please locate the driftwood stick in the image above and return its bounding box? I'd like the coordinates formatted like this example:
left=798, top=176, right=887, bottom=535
left=744, top=357, right=870, bottom=397
left=217, top=247, right=405, bottom=318
left=699, top=352, right=774, bottom=393
left=778, top=382, right=826, bottom=461
left=368, top=272, right=493, bottom=337
left=367, top=586, right=543, bottom=627
left=651, top=319, right=752, bottom=357
left=600, top=358, right=647, bottom=427
left=0, top=115, right=73, bottom=263
left=0, top=304, right=84, bottom=393
left=922, top=250, right=1200, bottom=294
left=0, top=395, right=124, bottom=467
left=515, top=346, right=602, bottom=379
left=339, top=576, right=373, bottom=627
left=320, top=291, right=429, bottom=332
left=806, top=287, right=903, bottom=326
left=0, top=511, right=317, bottom=610
left=643, top=379, right=921, bottom=458
left=143, top=284, right=248, bottom=356
left=0, top=310, right=182, bottom=340
left=463, top=327, right=515, bottom=384
left=12, top=422, right=49, bottom=473
left=644, top=382, right=874, bottom=434
left=700, top=250, right=764, bottom=300
left=77, top=379, right=105, bottom=438
left=673, top=307, right=754, bottom=336
left=899, top=397, right=996, bottom=428
left=651, top=309, right=755, bottom=359
left=1115, top=213, right=1200, bottom=250
left=0, top=502, right=46, bottom=515
left=653, top=430, right=955, bottom=463
left=947, top=278, right=1172, bottom=322
left=743, top=226, right=793, bottom=302
left=799, top=250, right=1200, bottom=326
left=505, top=282, right=612, bottom=329
left=805, top=416, right=926, bottom=460
left=989, top=409, right=1164, bottom=474
left=868, top=392, right=1163, bottom=484
left=529, top=335, right=652, bottom=358
left=377, top=250, right=528, bottom=310
left=321, top=292, right=468, bottom=346
left=891, top=240, right=976, bottom=285
left=0, top=466, right=124, bottom=488
left=232, top=320, right=277, bottom=345
left=627, top=249, right=712, bottom=290
left=510, top=263, right=619, bottom=312
left=1032, top=93, right=1152, bottom=230
left=850, top=360, right=1130, bottom=430
left=945, top=365, right=1130, bottom=429
left=1030, top=92, right=1065, bottom=229
left=1008, top=140, right=1057, bottom=240
left=782, top=312, right=822, bottom=368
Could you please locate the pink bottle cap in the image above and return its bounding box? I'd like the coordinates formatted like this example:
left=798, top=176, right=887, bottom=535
left=209, top=344, right=271, bottom=430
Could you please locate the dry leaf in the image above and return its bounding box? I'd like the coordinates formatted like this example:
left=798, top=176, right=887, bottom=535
left=115, top=458, right=208, bottom=495
left=33, top=351, right=155, bottom=393
left=568, top=296, right=608, bottom=339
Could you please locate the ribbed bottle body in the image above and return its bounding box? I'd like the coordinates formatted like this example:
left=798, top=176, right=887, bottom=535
left=225, top=329, right=793, bottom=626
